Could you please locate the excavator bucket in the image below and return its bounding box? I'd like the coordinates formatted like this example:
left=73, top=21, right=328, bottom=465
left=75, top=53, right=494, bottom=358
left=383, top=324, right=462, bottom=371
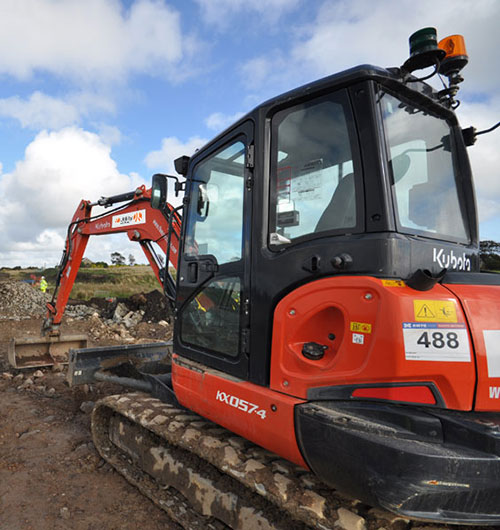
left=8, top=335, right=88, bottom=369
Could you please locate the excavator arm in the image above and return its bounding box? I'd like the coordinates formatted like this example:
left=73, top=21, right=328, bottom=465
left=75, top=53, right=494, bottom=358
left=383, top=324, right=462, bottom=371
left=44, top=181, right=182, bottom=336
left=9, top=176, right=182, bottom=369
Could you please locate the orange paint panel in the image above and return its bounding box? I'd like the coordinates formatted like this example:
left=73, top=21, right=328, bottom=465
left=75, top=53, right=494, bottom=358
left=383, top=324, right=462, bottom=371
left=270, top=276, right=476, bottom=410
left=172, top=356, right=308, bottom=468
left=351, top=385, right=436, bottom=405
left=444, top=284, right=500, bottom=412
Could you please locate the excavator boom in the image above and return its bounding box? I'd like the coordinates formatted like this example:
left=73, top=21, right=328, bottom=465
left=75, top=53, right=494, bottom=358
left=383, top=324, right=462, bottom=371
left=10, top=178, right=181, bottom=368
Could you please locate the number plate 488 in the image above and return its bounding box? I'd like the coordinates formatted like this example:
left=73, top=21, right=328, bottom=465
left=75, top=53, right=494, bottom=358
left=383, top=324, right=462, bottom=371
left=402, top=322, right=471, bottom=362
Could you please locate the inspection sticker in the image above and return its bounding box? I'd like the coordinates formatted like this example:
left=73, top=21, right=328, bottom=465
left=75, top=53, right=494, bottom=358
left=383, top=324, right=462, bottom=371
left=403, top=322, right=470, bottom=362
left=350, top=321, right=372, bottom=334
left=413, top=300, right=457, bottom=323
left=352, top=333, right=365, bottom=345
left=381, top=279, right=405, bottom=287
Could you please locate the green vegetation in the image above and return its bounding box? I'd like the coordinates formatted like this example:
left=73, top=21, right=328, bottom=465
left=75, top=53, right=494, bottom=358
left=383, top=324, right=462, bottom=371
left=480, top=240, right=500, bottom=272
left=0, top=265, right=160, bottom=300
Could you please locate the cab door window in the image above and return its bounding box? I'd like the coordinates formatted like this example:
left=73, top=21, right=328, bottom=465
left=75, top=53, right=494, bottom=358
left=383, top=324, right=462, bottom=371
left=180, top=139, right=246, bottom=357
left=184, top=141, right=245, bottom=263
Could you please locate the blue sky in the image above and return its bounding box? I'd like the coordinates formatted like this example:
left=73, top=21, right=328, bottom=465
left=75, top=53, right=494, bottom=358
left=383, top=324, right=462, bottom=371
left=0, top=0, right=499, bottom=267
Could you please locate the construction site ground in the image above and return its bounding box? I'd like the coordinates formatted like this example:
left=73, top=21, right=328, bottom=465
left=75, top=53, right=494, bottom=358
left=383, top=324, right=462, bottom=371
left=0, top=281, right=179, bottom=530
left=1, top=281, right=496, bottom=530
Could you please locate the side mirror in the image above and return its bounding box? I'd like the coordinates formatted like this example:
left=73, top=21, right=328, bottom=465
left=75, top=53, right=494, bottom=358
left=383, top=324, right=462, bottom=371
left=151, top=174, right=168, bottom=209
left=196, top=184, right=209, bottom=218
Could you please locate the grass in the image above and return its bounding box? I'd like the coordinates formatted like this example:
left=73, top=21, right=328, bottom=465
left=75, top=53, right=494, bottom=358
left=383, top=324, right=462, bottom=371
left=0, top=265, right=161, bottom=300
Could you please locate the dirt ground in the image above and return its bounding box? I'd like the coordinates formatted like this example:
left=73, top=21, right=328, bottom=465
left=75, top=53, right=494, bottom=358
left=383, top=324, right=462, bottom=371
left=0, top=316, right=180, bottom=530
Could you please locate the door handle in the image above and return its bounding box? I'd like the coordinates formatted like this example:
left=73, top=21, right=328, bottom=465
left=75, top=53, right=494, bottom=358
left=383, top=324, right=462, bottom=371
left=187, top=262, right=198, bottom=283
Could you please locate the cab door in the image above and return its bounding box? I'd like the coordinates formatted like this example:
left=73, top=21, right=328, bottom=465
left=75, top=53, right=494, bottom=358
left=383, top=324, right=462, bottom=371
left=174, top=122, right=253, bottom=379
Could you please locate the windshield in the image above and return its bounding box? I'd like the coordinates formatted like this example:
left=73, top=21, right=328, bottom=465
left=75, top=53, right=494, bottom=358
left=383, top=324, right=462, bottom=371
left=380, top=91, right=469, bottom=243
left=269, top=91, right=361, bottom=245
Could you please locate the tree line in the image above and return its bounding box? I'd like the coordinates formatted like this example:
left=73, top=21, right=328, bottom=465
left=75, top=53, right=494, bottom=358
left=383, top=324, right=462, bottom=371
left=480, top=240, right=500, bottom=271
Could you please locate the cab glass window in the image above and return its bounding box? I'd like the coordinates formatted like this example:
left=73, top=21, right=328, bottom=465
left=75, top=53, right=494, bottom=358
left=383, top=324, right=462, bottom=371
left=269, top=92, right=361, bottom=246
left=184, top=140, right=245, bottom=263
left=380, top=91, right=469, bottom=243
left=181, top=277, right=241, bottom=357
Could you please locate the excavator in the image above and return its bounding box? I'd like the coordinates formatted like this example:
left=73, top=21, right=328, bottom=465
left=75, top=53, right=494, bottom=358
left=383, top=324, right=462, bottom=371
left=8, top=179, right=182, bottom=368
left=16, top=28, right=500, bottom=527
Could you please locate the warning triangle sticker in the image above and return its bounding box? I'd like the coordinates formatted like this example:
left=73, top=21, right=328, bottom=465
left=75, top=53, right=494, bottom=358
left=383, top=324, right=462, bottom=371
left=417, top=304, right=435, bottom=319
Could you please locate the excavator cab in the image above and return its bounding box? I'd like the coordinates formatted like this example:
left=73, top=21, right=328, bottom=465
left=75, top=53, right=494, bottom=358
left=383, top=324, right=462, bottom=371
left=64, top=29, right=500, bottom=527
left=149, top=57, right=500, bottom=522
left=165, top=65, right=479, bottom=379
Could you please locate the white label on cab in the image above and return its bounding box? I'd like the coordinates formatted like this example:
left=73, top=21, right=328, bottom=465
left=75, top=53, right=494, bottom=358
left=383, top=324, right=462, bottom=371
left=403, top=322, right=470, bottom=362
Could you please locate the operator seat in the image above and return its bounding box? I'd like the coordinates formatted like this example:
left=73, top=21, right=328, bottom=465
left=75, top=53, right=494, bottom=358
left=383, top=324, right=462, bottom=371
left=314, top=173, right=355, bottom=233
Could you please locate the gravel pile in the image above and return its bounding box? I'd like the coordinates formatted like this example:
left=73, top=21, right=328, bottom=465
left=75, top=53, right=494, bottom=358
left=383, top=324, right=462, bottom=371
left=0, top=280, right=50, bottom=317
left=0, top=282, right=170, bottom=339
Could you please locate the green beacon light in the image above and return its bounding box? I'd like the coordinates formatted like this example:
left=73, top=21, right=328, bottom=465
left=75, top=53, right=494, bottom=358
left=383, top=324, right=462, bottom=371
left=403, top=27, right=446, bottom=73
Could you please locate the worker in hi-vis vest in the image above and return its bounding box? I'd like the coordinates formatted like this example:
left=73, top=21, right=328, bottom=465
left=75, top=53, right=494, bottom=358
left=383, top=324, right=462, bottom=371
left=39, top=276, right=48, bottom=293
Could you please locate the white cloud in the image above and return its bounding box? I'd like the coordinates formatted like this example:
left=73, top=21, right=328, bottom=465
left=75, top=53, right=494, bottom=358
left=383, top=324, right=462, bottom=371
left=241, top=0, right=500, bottom=96
left=205, top=111, right=245, bottom=132
left=96, top=124, right=123, bottom=146
left=0, top=0, right=193, bottom=84
left=144, top=136, right=208, bottom=173
left=194, top=0, right=301, bottom=28
left=0, top=127, right=147, bottom=267
left=0, top=92, right=80, bottom=129
left=0, top=90, right=118, bottom=130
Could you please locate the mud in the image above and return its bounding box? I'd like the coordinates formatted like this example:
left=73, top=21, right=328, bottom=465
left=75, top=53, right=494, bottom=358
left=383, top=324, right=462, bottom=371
left=0, top=314, right=179, bottom=530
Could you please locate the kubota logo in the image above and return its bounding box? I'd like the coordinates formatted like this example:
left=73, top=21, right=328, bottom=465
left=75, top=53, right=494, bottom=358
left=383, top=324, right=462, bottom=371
left=433, top=248, right=471, bottom=271
left=112, top=209, right=146, bottom=228
left=489, top=386, right=500, bottom=399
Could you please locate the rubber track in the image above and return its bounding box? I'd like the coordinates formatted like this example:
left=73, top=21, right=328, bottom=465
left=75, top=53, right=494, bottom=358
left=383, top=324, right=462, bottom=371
left=91, top=392, right=439, bottom=530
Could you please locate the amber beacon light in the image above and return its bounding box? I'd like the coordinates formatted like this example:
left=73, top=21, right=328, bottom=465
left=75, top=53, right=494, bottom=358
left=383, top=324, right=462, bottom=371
left=438, top=34, right=469, bottom=77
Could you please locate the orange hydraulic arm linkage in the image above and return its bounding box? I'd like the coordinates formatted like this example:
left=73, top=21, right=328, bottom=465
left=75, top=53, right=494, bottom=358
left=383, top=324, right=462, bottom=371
left=43, top=183, right=182, bottom=336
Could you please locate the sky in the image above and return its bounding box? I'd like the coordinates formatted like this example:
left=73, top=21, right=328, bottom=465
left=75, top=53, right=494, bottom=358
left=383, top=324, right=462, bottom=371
left=0, top=0, right=498, bottom=268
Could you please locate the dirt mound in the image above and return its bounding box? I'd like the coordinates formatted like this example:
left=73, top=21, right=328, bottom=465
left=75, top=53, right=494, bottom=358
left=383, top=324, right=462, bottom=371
left=141, top=290, right=171, bottom=323
left=87, top=290, right=170, bottom=323
left=0, top=280, right=50, bottom=317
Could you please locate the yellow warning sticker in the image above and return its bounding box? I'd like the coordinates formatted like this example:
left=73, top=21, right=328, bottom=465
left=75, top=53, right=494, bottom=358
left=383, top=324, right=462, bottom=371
left=350, top=322, right=372, bottom=334
left=382, top=279, right=405, bottom=287
left=413, top=300, right=457, bottom=323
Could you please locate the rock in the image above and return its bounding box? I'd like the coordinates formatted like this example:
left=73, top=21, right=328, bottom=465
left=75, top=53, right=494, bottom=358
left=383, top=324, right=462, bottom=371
left=2, top=372, right=13, bottom=380
left=13, top=374, right=24, bottom=383
left=19, top=429, right=41, bottom=440
left=60, top=507, right=70, bottom=520
left=123, top=310, right=143, bottom=329
left=158, top=320, right=169, bottom=327
left=46, top=387, right=56, bottom=396
left=80, top=401, right=95, bottom=414
left=52, top=363, right=64, bottom=373
left=112, top=302, right=129, bottom=322
left=21, top=377, right=34, bottom=387
left=33, top=370, right=44, bottom=378
left=336, top=508, right=366, bottom=530
left=74, top=442, right=91, bottom=456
